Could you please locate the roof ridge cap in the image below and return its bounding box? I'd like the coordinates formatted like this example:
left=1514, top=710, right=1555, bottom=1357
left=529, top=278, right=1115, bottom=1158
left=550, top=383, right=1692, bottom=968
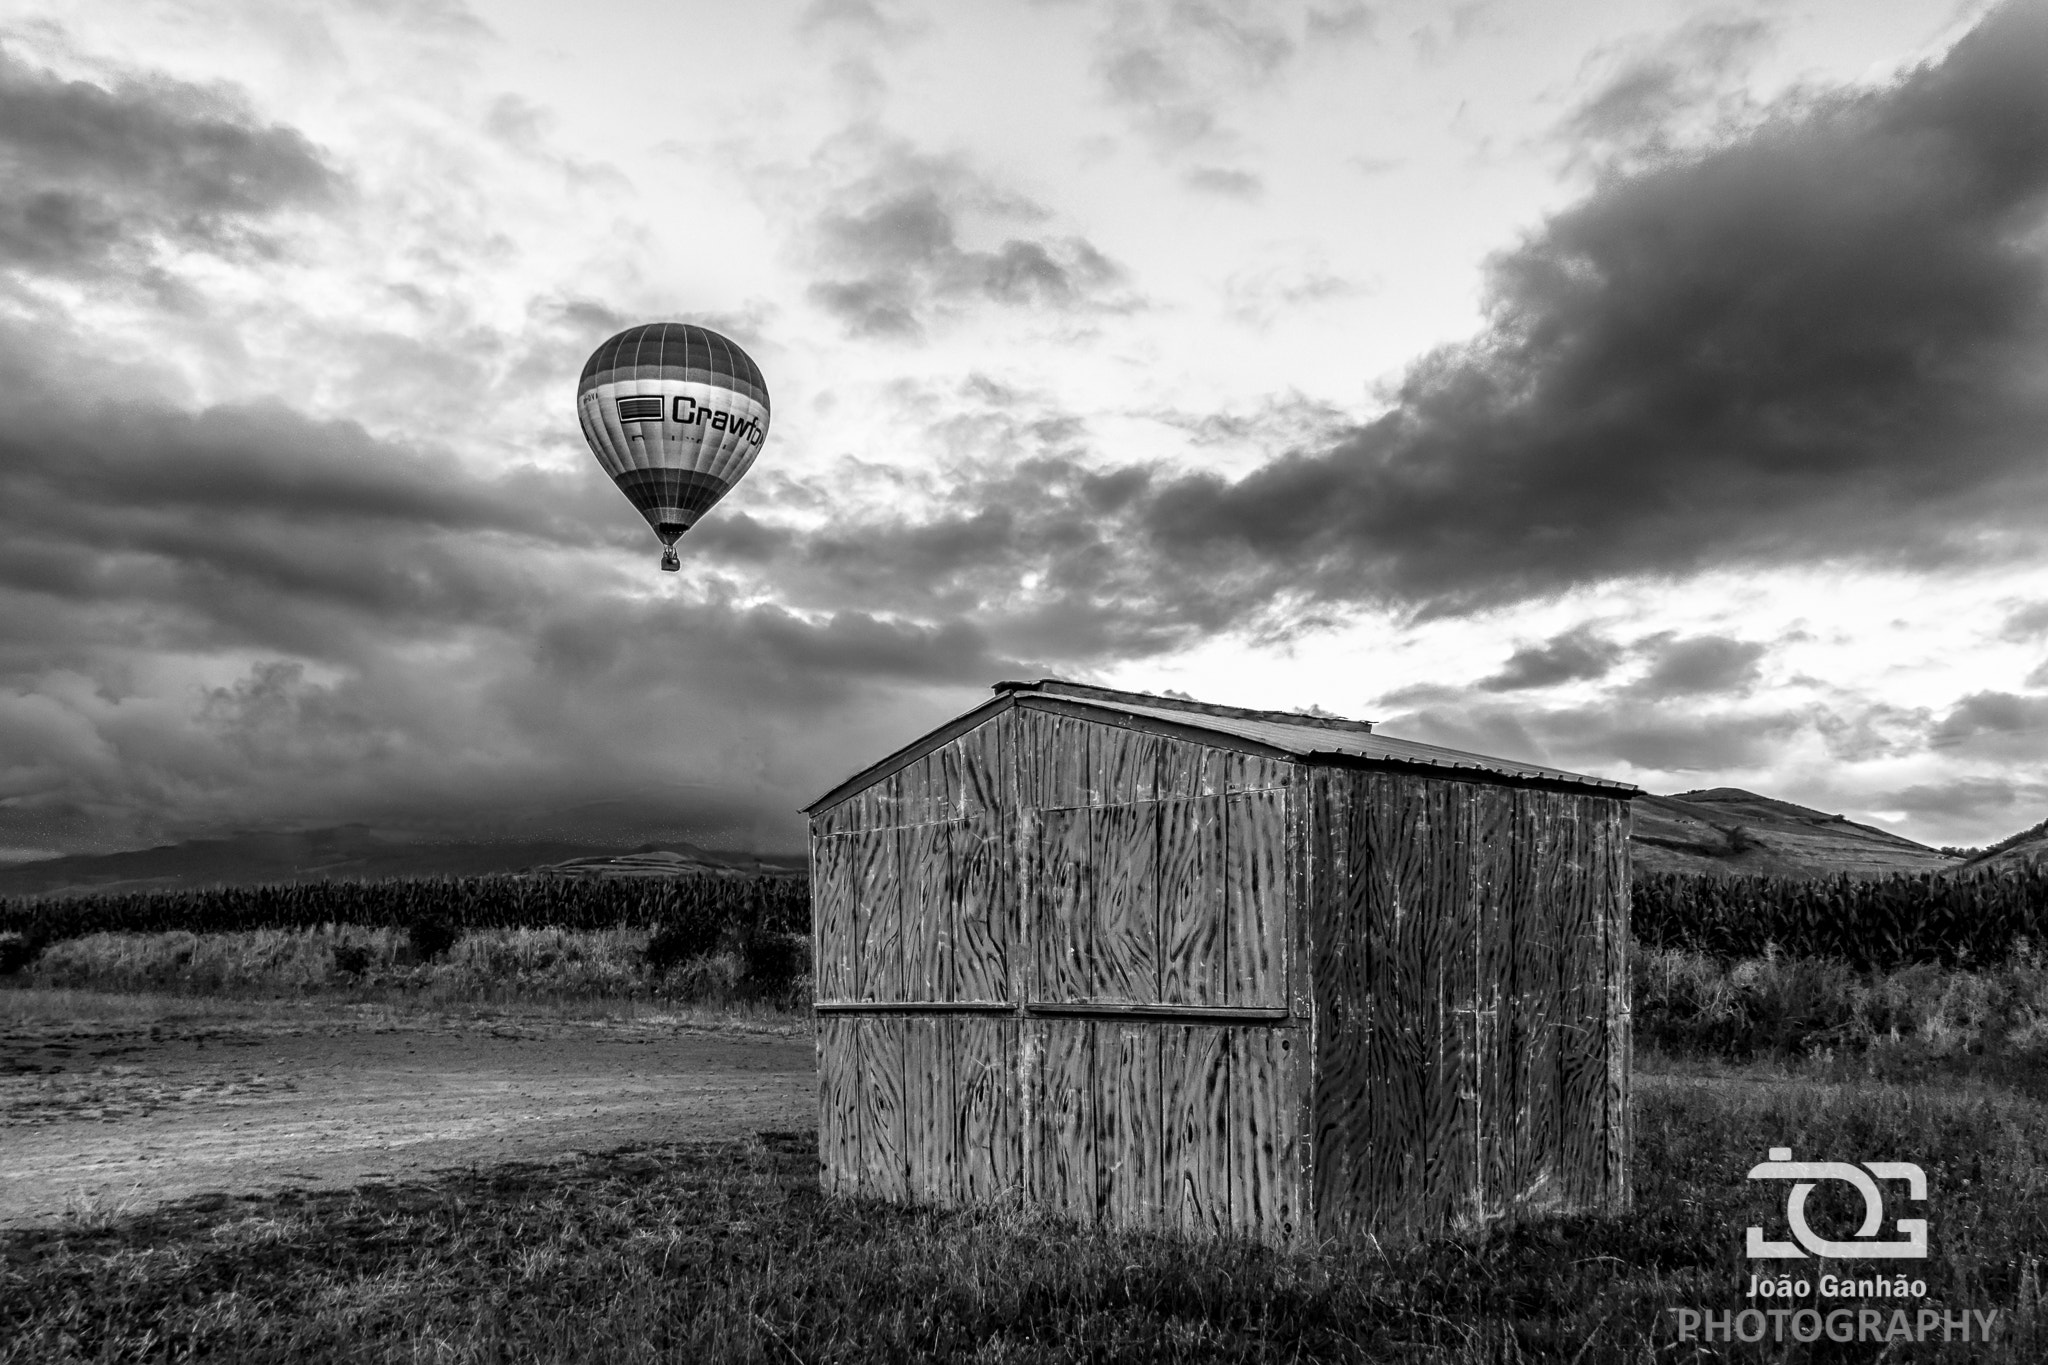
left=994, top=678, right=1375, bottom=733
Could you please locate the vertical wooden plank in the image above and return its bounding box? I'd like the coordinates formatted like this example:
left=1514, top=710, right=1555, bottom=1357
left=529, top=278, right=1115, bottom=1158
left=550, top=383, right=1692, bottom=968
left=1091, top=803, right=1158, bottom=1002
left=1425, top=781, right=1480, bottom=1233
left=902, top=1014, right=956, bottom=1207
left=1163, top=1023, right=1231, bottom=1237
left=1471, top=784, right=1517, bottom=1223
left=899, top=821, right=951, bottom=1002
left=817, top=1014, right=862, bottom=1197
left=1096, top=1023, right=1163, bottom=1233
left=856, top=828, right=902, bottom=1003
left=859, top=1014, right=906, bottom=1201
left=1602, top=797, right=1633, bottom=1212
left=1357, top=772, right=1435, bottom=1240
left=1310, top=767, right=1364, bottom=1242
left=931, top=742, right=964, bottom=824
left=960, top=719, right=1004, bottom=820
left=951, top=815, right=1012, bottom=1003
left=1156, top=739, right=1211, bottom=800
left=1556, top=793, right=1607, bottom=1211
left=1225, top=789, right=1287, bottom=1009
left=1036, top=808, right=1094, bottom=1004
left=1011, top=706, right=1047, bottom=812
left=1505, top=786, right=1561, bottom=1217
left=864, top=773, right=900, bottom=832
left=1034, top=1018, right=1095, bottom=1224
left=1038, top=712, right=1091, bottom=808
left=811, top=831, right=856, bottom=1003
left=1287, top=775, right=1312, bottom=1023
left=1092, top=727, right=1161, bottom=807
left=955, top=1015, right=1020, bottom=1203
left=1158, top=796, right=1226, bottom=1007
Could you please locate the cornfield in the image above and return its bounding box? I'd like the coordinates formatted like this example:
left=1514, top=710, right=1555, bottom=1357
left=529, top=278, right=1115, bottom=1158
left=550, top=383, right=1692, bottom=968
left=0, top=873, right=811, bottom=958
left=1634, top=864, right=2048, bottom=969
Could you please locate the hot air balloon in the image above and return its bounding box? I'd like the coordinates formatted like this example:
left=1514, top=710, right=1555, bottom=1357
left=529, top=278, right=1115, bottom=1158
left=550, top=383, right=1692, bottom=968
left=576, top=322, right=771, bottom=571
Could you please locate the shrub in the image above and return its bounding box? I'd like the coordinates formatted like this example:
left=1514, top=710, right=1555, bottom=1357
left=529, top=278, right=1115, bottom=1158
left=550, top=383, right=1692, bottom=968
left=408, top=917, right=458, bottom=962
left=331, top=941, right=373, bottom=976
left=743, top=932, right=810, bottom=988
left=645, top=916, right=726, bottom=974
left=0, top=931, right=40, bottom=975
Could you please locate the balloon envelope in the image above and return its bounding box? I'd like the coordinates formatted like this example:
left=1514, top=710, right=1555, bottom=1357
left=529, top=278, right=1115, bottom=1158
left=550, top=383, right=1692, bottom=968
left=576, top=322, right=770, bottom=565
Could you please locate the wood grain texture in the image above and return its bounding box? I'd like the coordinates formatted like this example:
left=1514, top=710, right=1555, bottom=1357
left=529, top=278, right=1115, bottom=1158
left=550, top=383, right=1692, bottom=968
left=856, top=828, right=902, bottom=1003
left=811, top=831, right=857, bottom=1003
left=898, top=820, right=952, bottom=1003
left=959, top=715, right=1007, bottom=820
left=951, top=815, right=1012, bottom=1003
left=1554, top=796, right=1607, bottom=1212
left=1158, top=796, right=1226, bottom=1008
left=1163, top=1024, right=1232, bottom=1237
left=1600, top=798, right=1632, bottom=1212
left=1093, top=728, right=1161, bottom=807
left=1225, top=752, right=1290, bottom=794
left=1033, top=1018, right=1096, bottom=1224
left=929, top=744, right=964, bottom=825
left=1096, top=1023, right=1163, bottom=1231
left=858, top=1014, right=906, bottom=1200
left=1041, top=712, right=1093, bottom=809
left=902, top=1014, right=956, bottom=1206
left=955, top=1015, right=1020, bottom=1203
left=817, top=1014, right=861, bottom=1197
left=1157, top=741, right=1220, bottom=800
left=1035, top=808, right=1095, bottom=1004
left=1229, top=1026, right=1302, bottom=1244
left=1224, top=790, right=1287, bottom=1009
left=1011, top=707, right=1048, bottom=812
left=1090, top=803, right=1158, bottom=1002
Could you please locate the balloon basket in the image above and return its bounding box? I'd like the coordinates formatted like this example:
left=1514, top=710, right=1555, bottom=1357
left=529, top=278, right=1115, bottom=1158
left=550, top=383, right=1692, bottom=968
left=660, top=548, right=680, bottom=572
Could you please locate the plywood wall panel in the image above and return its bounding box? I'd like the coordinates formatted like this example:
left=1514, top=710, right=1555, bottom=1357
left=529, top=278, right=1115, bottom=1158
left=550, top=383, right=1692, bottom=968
left=856, top=828, right=902, bottom=1003
left=902, top=1015, right=956, bottom=1207
left=1035, top=808, right=1094, bottom=1004
left=898, top=821, right=951, bottom=1002
left=1505, top=789, right=1561, bottom=1216
left=1599, top=800, right=1632, bottom=1212
left=955, top=1015, right=1020, bottom=1203
left=858, top=1014, right=906, bottom=1200
left=1229, top=1027, right=1301, bottom=1244
left=1163, top=1024, right=1232, bottom=1237
left=1042, top=713, right=1092, bottom=809
left=1225, top=752, right=1290, bottom=794
left=950, top=815, right=1012, bottom=1003
left=1424, top=781, right=1480, bottom=1232
left=1033, top=1018, right=1096, bottom=1224
left=959, top=718, right=1006, bottom=820
left=1553, top=800, right=1607, bottom=1212
left=817, top=1014, right=861, bottom=1197
left=1097, top=1023, right=1163, bottom=1231
left=1224, top=789, right=1287, bottom=1009
left=1158, top=797, right=1226, bottom=1007
left=1090, top=803, right=1158, bottom=1002
left=811, top=832, right=857, bottom=1003
left=1093, top=728, right=1161, bottom=806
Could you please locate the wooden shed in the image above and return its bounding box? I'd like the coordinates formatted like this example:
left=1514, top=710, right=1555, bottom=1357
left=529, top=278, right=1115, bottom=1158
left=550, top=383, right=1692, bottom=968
left=804, top=679, right=1636, bottom=1246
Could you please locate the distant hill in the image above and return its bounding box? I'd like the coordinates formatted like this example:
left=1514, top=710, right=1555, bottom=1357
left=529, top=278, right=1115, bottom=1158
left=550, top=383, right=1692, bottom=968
left=1952, top=815, right=2048, bottom=873
left=1630, top=788, right=1960, bottom=879
left=0, top=825, right=806, bottom=901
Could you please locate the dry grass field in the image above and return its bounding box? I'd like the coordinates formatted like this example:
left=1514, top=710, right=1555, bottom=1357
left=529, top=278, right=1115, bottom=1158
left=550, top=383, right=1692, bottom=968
left=3, top=936, right=2047, bottom=1361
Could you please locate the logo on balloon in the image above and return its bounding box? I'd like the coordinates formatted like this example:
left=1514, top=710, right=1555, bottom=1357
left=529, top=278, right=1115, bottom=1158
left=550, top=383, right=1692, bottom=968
left=1747, top=1149, right=1928, bottom=1259
left=672, top=395, right=765, bottom=444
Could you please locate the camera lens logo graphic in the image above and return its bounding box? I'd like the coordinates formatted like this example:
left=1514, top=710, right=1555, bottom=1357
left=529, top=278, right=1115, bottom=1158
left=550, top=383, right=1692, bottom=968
left=1746, top=1149, right=1928, bottom=1259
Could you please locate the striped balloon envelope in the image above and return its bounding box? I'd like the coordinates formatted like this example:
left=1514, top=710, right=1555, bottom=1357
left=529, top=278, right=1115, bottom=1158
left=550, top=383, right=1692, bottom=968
left=576, top=322, right=771, bottom=571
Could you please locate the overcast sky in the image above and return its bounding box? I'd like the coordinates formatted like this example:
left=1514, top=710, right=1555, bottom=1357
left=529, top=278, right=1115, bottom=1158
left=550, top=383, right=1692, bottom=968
left=2, top=0, right=2044, bottom=860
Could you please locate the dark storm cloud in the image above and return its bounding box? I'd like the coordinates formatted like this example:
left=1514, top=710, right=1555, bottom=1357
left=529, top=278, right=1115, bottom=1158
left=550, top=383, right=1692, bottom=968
left=1478, top=627, right=1622, bottom=691
left=775, top=4, right=2048, bottom=645
left=0, top=47, right=341, bottom=275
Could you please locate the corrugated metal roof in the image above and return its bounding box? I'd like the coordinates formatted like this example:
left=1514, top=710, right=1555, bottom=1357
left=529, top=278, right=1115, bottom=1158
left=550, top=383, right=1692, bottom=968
left=1045, top=693, right=1637, bottom=792
left=804, top=680, right=1637, bottom=812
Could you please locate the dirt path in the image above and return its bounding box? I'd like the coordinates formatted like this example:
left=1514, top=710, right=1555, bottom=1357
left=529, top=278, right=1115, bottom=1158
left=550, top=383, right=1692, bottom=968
left=0, top=998, right=816, bottom=1228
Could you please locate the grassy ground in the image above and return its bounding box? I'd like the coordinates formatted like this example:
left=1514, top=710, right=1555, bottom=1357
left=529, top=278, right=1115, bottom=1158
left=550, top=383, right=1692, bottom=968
left=2, top=1045, right=2042, bottom=1363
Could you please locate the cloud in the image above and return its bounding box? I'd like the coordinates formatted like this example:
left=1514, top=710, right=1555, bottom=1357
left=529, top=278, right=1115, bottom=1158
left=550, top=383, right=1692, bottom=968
left=1478, top=627, right=1622, bottom=691
left=1092, top=0, right=1301, bottom=151
left=2000, top=599, right=2048, bottom=640
left=801, top=141, right=1132, bottom=337
left=1183, top=165, right=1263, bottom=198
left=1928, top=690, right=2048, bottom=755
left=1624, top=633, right=1767, bottom=698
left=0, top=46, right=341, bottom=277
left=1559, top=14, right=1777, bottom=170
